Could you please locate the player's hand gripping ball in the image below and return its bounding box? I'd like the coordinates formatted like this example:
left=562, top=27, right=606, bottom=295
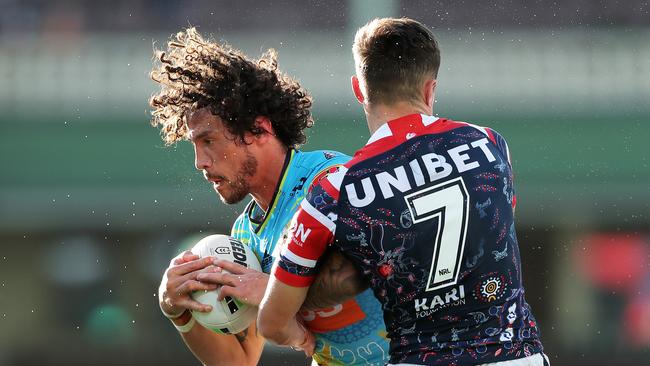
left=190, top=234, right=262, bottom=334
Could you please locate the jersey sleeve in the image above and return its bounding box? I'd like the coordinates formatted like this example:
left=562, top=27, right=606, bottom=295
left=487, top=128, right=512, bottom=166
left=272, top=180, right=340, bottom=287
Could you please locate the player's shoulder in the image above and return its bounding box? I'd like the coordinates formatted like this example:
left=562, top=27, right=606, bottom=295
left=419, top=117, right=512, bottom=159
left=442, top=118, right=512, bottom=163
left=292, top=149, right=350, bottom=182
left=438, top=117, right=500, bottom=141
left=294, top=149, right=350, bottom=166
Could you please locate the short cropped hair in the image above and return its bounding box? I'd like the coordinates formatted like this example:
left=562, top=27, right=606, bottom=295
left=353, top=17, right=441, bottom=105
left=150, top=28, right=313, bottom=147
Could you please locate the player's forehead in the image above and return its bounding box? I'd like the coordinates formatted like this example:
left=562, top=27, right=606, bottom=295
left=186, top=108, right=225, bottom=139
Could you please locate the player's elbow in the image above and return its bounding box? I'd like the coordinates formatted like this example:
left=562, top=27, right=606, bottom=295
left=256, top=311, right=288, bottom=345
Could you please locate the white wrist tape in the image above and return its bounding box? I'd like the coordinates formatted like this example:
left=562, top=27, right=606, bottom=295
left=160, top=302, right=184, bottom=319
left=174, top=315, right=196, bottom=333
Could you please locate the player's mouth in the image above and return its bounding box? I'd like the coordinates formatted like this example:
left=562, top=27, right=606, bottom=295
left=204, top=173, right=225, bottom=187
left=212, top=180, right=224, bottom=189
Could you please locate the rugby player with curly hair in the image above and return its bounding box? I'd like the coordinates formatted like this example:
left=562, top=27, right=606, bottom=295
left=151, top=28, right=389, bottom=366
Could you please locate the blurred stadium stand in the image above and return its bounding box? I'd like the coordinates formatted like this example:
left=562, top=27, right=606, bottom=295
left=0, top=1, right=648, bottom=365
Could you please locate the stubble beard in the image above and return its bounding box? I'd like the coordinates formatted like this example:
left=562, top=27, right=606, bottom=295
left=218, top=152, right=258, bottom=205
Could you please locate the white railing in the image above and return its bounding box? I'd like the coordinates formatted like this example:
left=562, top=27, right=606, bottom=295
left=0, top=29, right=648, bottom=119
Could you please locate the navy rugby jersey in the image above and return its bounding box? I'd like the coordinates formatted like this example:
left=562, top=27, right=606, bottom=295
left=231, top=149, right=390, bottom=366
left=274, top=115, right=543, bottom=365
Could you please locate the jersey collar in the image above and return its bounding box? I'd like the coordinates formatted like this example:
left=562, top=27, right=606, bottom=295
left=366, top=113, right=439, bottom=146
left=246, top=149, right=295, bottom=232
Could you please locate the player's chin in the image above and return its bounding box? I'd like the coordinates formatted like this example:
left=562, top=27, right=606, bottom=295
left=216, top=187, right=248, bottom=205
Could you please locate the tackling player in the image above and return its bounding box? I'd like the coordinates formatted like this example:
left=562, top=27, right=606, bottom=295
left=150, top=28, right=389, bottom=365
left=259, top=18, right=548, bottom=366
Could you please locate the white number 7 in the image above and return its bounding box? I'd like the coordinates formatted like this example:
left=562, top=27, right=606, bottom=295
left=404, top=177, right=469, bottom=292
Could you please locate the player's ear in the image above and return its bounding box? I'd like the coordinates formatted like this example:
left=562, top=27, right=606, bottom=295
left=351, top=75, right=365, bottom=104
left=248, top=116, right=276, bottom=144
left=423, top=78, right=437, bottom=108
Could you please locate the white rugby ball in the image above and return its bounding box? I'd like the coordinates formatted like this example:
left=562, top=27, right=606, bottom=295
left=189, top=234, right=262, bottom=334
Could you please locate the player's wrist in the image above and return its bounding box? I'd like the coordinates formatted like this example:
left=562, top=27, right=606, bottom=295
left=171, top=309, right=196, bottom=333
left=290, top=320, right=312, bottom=351
left=159, top=301, right=185, bottom=319
left=293, top=334, right=309, bottom=350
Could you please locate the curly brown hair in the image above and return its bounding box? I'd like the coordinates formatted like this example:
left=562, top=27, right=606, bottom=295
left=150, top=27, right=313, bottom=147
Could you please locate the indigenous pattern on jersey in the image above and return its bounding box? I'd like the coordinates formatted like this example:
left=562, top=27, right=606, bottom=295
left=230, top=149, right=390, bottom=366
left=274, top=115, right=544, bottom=365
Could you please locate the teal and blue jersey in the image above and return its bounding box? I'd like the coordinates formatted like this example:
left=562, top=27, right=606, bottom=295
left=231, top=149, right=390, bottom=366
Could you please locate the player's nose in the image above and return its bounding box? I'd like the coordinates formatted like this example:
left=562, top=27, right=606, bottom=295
left=194, top=153, right=212, bottom=171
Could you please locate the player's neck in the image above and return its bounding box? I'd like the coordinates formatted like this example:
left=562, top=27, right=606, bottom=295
left=249, top=146, right=289, bottom=212
left=365, top=101, right=433, bottom=134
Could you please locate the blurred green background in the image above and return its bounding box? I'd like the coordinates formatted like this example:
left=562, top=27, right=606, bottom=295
left=0, top=1, right=649, bottom=365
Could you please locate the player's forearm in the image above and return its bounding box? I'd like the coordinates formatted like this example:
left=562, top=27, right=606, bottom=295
left=258, top=278, right=311, bottom=349
left=178, top=321, right=263, bottom=366
left=302, top=250, right=368, bottom=311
